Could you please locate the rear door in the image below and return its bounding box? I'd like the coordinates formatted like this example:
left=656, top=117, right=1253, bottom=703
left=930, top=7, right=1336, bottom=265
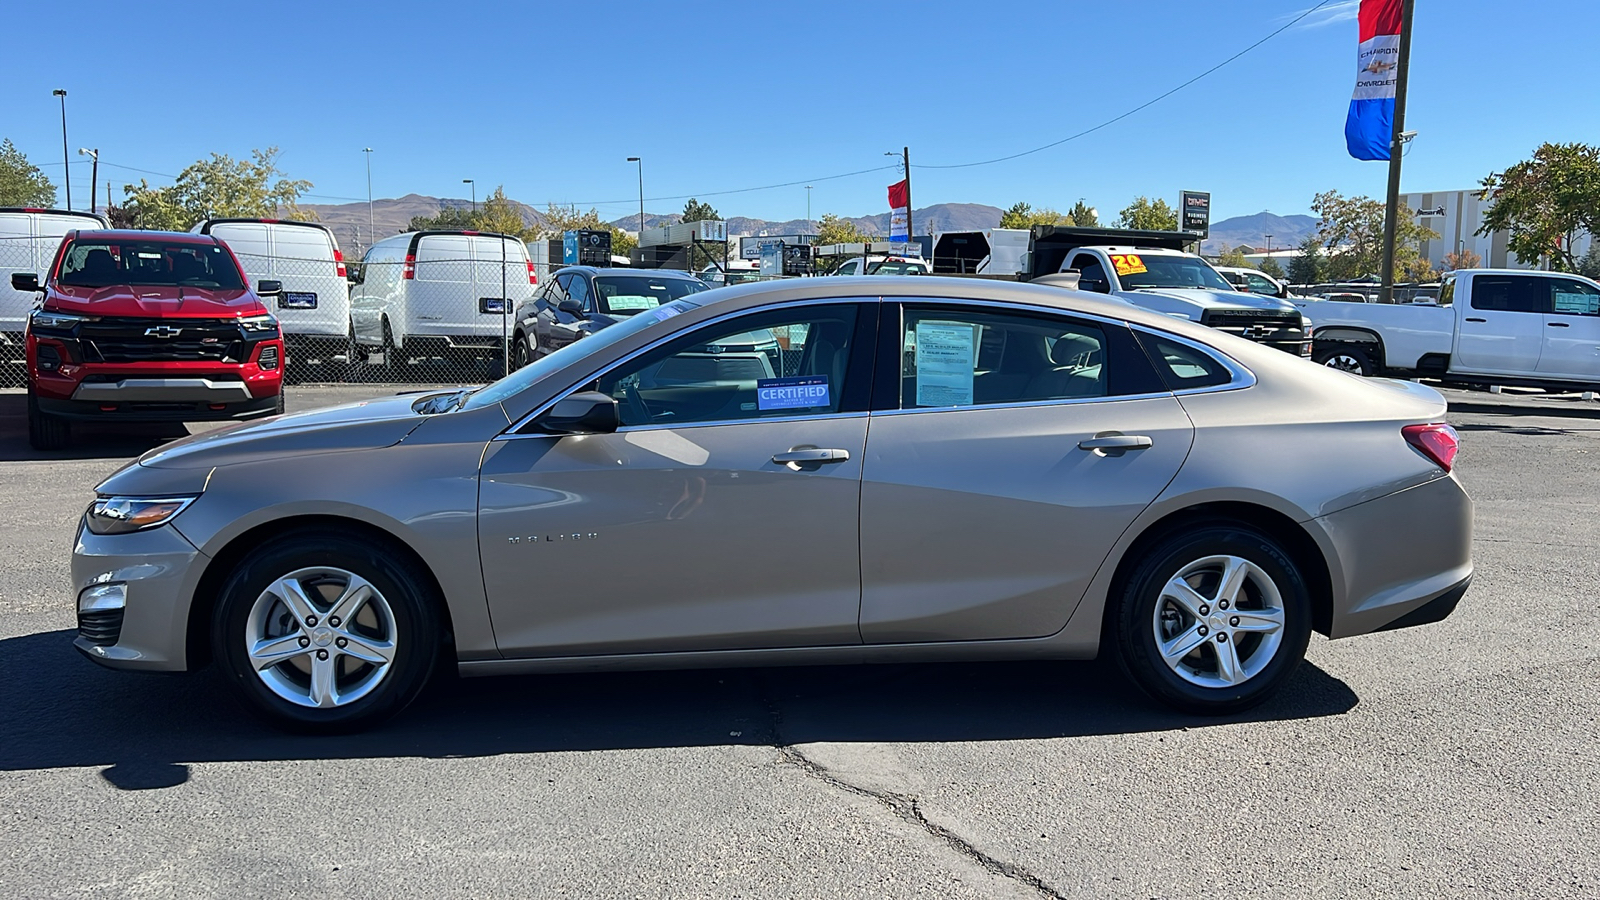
left=1454, top=273, right=1547, bottom=375
left=1537, top=276, right=1600, bottom=381
left=0, top=213, right=36, bottom=336
left=267, top=224, right=344, bottom=335
left=858, top=301, right=1193, bottom=642
left=413, top=234, right=474, bottom=337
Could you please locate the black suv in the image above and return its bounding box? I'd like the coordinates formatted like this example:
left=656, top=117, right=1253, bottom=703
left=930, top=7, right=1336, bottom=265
left=510, top=267, right=708, bottom=368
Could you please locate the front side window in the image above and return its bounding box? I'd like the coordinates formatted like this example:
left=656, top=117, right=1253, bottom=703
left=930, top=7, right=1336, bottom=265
left=594, top=275, right=708, bottom=316
left=597, top=304, right=862, bottom=428
left=1245, top=274, right=1279, bottom=295
left=57, top=240, right=245, bottom=290
left=566, top=274, right=593, bottom=310
left=1439, top=276, right=1456, bottom=307
left=899, top=307, right=1114, bottom=408
left=1471, top=275, right=1547, bottom=313
left=1548, top=278, right=1600, bottom=316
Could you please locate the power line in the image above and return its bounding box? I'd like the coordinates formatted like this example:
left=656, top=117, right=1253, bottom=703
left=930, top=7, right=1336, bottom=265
left=915, top=0, right=1341, bottom=170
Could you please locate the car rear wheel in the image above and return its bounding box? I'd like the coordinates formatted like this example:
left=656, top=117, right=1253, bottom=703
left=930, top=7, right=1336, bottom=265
left=213, top=531, right=441, bottom=733
left=1314, top=345, right=1375, bottom=376
left=380, top=318, right=397, bottom=371
left=27, top=390, right=70, bottom=451
left=511, top=334, right=530, bottom=371
left=1112, top=524, right=1311, bottom=715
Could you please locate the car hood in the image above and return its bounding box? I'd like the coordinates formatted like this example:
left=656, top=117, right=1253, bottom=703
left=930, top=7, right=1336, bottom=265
left=134, top=393, right=429, bottom=471
left=1122, top=287, right=1299, bottom=313
left=47, top=283, right=266, bottom=317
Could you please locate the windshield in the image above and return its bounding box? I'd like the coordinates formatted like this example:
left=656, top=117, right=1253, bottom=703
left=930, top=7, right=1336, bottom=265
left=463, top=299, right=702, bottom=411
left=1114, top=254, right=1235, bottom=292
left=594, top=275, right=707, bottom=316
left=868, top=260, right=927, bottom=275
left=57, top=239, right=246, bottom=290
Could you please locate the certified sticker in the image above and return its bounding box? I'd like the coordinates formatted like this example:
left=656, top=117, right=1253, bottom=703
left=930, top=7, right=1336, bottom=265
left=757, top=376, right=830, bottom=411
left=1110, top=254, right=1148, bottom=276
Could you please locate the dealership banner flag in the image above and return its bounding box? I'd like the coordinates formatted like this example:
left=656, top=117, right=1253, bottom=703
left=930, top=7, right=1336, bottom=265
left=1345, top=0, right=1402, bottom=160
left=888, top=179, right=910, bottom=242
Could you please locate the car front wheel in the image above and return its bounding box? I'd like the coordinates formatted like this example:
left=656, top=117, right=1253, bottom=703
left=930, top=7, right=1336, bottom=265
left=213, top=531, right=440, bottom=732
left=1112, top=524, right=1312, bottom=715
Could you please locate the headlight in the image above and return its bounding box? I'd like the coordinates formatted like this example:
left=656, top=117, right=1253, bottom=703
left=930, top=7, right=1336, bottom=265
left=240, top=314, right=279, bottom=335
left=30, top=310, right=85, bottom=330
left=85, top=496, right=198, bottom=535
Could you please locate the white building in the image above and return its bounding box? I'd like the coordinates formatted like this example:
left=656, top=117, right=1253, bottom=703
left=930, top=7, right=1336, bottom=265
left=1401, top=189, right=1594, bottom=271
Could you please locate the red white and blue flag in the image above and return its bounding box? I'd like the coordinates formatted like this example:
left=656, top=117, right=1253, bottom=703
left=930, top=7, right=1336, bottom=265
left=887, top=179, right=910, bottom=243
left=1345, top=0, right=1403, bottom=161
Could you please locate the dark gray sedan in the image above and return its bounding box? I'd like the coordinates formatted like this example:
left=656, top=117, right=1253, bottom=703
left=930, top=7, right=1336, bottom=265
left=71, top=277, right=1472, bottom=731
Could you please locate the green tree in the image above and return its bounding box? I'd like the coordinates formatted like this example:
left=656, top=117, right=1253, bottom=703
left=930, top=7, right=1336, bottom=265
left=1478, top=142, right=1600, bottom=271
left=814, top=213, right=875, bottom=246
left=1117, top=196, right=1178, bottom=231
left=0, top=139, right=56, bottom=207
left=681, top=198, right=720, bottom=223
left=536, top=204, right=636, bottom=261
left=408, top=204, right=479, bottom=232
left=123, top=147, right=312, bottom=231
left=1311, top=189, right=1436, bottom=281
left=1287, top=235, right=1327, bottom=284
left=999, top=201, right=1072, bottom=229
left=474, top=186, right=538, bottom=241
left=1068, top=199, right=1099, bottom=228
left=1216, top=245, right=1252, bottom=268
left=1258, top=257, right=1287, bottom=280
left=1577, top=242, right=1600, bottom=280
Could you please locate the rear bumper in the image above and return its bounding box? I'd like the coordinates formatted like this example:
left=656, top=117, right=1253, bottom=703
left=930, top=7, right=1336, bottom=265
left=1317, top=473, right=1474, bottom=639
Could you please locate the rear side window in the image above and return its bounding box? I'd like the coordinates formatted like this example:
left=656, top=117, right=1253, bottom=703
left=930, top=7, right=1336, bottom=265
left=1548, top=278, right=1600, bottom=316
left=1470, top=275, right=1548, bottom=313
left=1135, top=332, right=1237, bottom=391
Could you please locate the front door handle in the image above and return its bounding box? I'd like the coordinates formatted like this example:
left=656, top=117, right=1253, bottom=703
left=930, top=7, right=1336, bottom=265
left=1465, top=317, right=1487, bottom=323
left=1078, top=433, right=1153, bottom=456
left=772, top=448, right=851, bottom=465
left=1549, top=321, right=1571, bottom=328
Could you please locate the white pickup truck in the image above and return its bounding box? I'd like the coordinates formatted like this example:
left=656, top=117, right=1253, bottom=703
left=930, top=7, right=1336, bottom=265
left=1300, top=268, right=1600, bottom=389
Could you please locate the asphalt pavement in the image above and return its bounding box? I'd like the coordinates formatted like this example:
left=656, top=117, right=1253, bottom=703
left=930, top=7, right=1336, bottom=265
left=1, top=384, right=1596, bottom=899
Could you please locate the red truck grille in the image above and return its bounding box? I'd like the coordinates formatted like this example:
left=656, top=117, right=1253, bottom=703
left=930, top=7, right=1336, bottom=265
left=78, top=318, right=250, bottom=364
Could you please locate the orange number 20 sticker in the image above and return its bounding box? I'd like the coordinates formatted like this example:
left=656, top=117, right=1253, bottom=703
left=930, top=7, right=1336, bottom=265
left=1110, top=254, right=1147, bottom=276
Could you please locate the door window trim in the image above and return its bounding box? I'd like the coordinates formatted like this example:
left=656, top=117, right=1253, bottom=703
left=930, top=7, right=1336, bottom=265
left=497, top=297, right=882, bottom=440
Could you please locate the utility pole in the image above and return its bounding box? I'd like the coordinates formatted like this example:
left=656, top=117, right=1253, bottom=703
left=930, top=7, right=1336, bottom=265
left=363, top=148, right=375, bottom=245
left=78, top=148, right=98, bottom=214
left=903, top=146, right=913, bottom=245
left=805, top=185, right=812, bottom=227
left=1379, top=0, right=1416, bottom=304
left=463, top=179, right=476, bottom=214
left=627, top=157, right=643, bottom=237
left=52, top=90, right=70, bottom=211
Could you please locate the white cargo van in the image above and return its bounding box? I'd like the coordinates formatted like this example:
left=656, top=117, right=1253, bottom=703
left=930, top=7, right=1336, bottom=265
left=192, top=218, right=351, bottom=371
left=350, top=230, right=537, bottom=366
left=1, top=208, right=107, bottom=364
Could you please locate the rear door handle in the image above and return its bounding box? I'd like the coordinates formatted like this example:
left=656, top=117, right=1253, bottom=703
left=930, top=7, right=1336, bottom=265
left=1465, top=317, right=1487, bottom=323
left=1549, top=321, right=1570, bottom=328
left=1078, top=434, right=1153, bottom=453
left=772, top=448, right=851, bottom=465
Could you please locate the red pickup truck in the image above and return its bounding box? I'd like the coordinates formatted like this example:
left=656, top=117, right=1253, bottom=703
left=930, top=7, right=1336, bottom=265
left=14, top=230, right=286, bottom=450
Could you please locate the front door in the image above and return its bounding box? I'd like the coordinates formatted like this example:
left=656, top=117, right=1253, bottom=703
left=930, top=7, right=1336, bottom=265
left=859, top=303, right=1193, bottom=643
left=1454, top=273, right=1547, bottom=375
left=480, top=301, right=877, bottom=656
left=1537, top=276, right=1600, bottom=381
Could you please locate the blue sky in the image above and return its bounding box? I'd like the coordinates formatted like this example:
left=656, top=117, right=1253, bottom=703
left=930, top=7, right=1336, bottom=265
left=3, top=0, right=1595, bottom=225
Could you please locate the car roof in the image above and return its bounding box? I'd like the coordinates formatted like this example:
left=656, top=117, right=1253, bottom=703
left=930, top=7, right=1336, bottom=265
left=70, top=229, right=216, bottom=244
left=563, top=266, right=696, bottom=278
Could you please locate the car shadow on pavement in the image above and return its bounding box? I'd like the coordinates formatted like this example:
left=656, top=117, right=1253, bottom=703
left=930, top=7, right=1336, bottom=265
left=0, top=629, right=1358, bottom=787
left=0, top=393, right=185, bottom=461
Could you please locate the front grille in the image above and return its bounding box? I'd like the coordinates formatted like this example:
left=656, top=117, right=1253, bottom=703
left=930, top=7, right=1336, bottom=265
left=78, top=318, right=251, bottom=364
left=77, top=608, right=124, bottom=646
left=1201, top=309, right=1308, bottom=352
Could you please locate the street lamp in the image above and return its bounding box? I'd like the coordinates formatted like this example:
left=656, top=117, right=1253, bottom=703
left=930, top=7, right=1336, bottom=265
left=462, top=179, right=476, bottom=214
left=627, top=158, right=643, bottom=236
left=363, top=148, right=374, bottom=248
left=78, top=148, right=98, bottom=214
left=1265, top=234, right=1273, bottom=257
left=806, top=185, right=813, bottom=226
left=52, top=89, right=69, bottom=211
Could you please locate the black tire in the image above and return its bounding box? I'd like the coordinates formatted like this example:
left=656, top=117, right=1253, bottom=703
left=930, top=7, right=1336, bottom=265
left=212, top=530, right=442, bottom=733
left=1111, top=524, right=1312, bottom=715
left=381, top=318, right=397, bottom=372
left=511, top=333, right=530, bottom=371
left=273, top=392, right=286, bottom=416
left=27, top=390, right=70, bottom=451
left=1314, top=344, right=1376, bottom=377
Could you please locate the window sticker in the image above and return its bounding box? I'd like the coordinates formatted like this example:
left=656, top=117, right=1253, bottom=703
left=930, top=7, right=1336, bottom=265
left=757, top=375, right=831, bottom=411
left=1110, top=253, right=1148, bottom=276
left=1553, top=288, right=1600, bottom=315
left=607, top=294, right=661, bottom=311
left=914, top=320, right=978, bottom=407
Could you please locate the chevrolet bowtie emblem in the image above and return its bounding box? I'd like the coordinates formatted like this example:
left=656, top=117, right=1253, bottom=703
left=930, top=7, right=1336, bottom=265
left=144, top=325, right=182, bottom=338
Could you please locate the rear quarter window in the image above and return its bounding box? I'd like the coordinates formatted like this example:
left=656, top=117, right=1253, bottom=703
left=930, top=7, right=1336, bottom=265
left=1135, top=332, right=1237, bottom=391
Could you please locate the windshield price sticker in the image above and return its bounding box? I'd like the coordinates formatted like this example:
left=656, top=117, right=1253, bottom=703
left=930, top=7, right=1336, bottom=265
left=757, top=376, right=831, bottom=411
left=1110, top=254, right=1148, bottom=276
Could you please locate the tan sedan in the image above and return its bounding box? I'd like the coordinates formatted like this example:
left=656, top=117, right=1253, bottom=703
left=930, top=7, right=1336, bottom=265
left=71, top=277, right=1472, bottom=731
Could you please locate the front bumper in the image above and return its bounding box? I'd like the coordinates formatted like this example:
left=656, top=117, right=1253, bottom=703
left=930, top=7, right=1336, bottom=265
left=40, top=391, right=279, bottom=423
left=1317, top=473, right=1474, bottom=639
left=71, top=521, right=205, bottom=671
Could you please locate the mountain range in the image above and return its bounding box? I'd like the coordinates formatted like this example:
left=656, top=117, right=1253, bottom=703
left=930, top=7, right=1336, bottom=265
left=300, top=194, right=1317, bottom=258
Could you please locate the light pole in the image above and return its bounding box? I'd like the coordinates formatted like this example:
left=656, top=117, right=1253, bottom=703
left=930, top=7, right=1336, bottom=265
left=78, top=148, right=98, bottom=214
left=1264, top=234, right=1273, bottom=258
left=52, top=90, right=70, bottom=211
left=806, top=185, right=813, bottom=227
left=363, top=148, right=374, bottom=247
left=627, top=158, right=643, bottom=236
left=462, top=179, right=476, bottom=214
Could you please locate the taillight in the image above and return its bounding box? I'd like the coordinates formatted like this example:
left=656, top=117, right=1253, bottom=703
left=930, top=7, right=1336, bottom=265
left=334, top=248, right=347, bottom=278
left=403, top=254, right=416, bottom=280
left=526, top=260, right=537, bottom=284
left=1403, top=423, right=1458, bottom=472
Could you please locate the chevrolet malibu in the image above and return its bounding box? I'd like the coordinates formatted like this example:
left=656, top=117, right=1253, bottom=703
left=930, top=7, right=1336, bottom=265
left=72, top=277, right=1473, bottom=732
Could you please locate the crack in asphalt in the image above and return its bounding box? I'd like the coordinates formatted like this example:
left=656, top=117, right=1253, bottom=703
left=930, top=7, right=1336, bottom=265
left=756, top=677, right=1067, bottom=900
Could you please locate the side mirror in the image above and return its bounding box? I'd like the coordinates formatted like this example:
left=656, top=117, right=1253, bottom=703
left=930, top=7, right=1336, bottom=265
left=11, top=273, right=40, bottom=293
left=558, top=297, right=585, bottom=317
left=534, top=391, right=619, bottom=435
left=1079, top=278, right=1110, bottom=294
left=257, top=279, right=283, bottom=296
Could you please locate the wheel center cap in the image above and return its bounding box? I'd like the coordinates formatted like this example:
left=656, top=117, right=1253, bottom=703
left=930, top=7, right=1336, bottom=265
left=1208, top=615, right=1228, bottom=631
left=311, top=629, right=335, bottom=647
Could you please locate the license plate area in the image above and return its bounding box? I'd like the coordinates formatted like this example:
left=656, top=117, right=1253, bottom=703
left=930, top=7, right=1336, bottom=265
left=282, top=292, right=318, bottom=309
left=479, top=297, right=508, bottom=314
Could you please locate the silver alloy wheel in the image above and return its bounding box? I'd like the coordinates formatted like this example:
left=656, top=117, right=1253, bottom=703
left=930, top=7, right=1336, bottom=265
left=1152, top=554, right=1287, bottom=689
left=244, top=567, right=398, bottom=709
left=1323, top=354, right=1364, bottom=373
